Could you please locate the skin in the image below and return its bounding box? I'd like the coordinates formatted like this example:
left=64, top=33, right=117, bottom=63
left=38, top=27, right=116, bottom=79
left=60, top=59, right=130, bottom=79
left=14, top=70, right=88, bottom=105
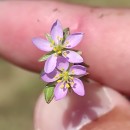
left=0, top=1, right=130, bottom=130
left=81, top=107, right=130, bottom=130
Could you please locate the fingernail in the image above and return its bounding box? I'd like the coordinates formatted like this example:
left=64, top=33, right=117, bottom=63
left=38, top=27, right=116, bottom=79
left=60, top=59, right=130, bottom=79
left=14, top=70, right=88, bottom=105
left=81, top=107, right=130, bottom=130
left=34, top=80, right=128, bottom=130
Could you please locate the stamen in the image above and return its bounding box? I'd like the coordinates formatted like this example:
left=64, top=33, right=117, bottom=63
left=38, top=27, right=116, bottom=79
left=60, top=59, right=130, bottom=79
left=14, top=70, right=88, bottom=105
left=60, top=84, right=64, bottom=89
left=66, top=83, right=70, bottom=88
left=54, top=53, right=57, bottom=57
left=61, top=68, right=64, bottom=71
left=57, top=80, right=62, bottom=83
left=63, top=41, right=69, bottom=47
left=57, top=50, right=61, bottom=54
left=50, top=41, right=55, bottom=47
left=69, top=76, right=74, bottom=80
left=66, top=41, right=69, bottom=44
left=51, top=40, right=55, bottom=45
left=63, top=52, right=67, bottom=57
left=59, top=73, right=63, bottom=77
left=70, top=82, right=74, bottom=86
left=53, top=47, right=56, bottom=51
left=54, top=74, right=60, bottom=79
left=71, top=70, right=75, bottom=74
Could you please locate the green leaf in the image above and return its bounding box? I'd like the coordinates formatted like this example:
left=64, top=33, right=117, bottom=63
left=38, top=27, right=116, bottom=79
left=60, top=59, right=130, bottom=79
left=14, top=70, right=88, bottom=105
left=43, top=85, right=55, bottom=104
left=38, top=52, right=54, bottom=62
left=63, top=28, right=70, bottom=42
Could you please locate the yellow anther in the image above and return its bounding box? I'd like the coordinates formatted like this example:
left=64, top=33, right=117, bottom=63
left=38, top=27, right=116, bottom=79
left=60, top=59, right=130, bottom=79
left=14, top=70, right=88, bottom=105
left=63, top=52, right=67, bottom=57
left=61, top=68, right=64, bottom=71
left=57, top=50, right=62, bottom=54
left=53, top=44, right=63, bottom=55
left=59, top=73, right=63, bottom=77
left=69, top=76, right=74, bottom=80
left=54, top=76, right=58, bottom=79
left=63, top=77, right=68, bottom=81
left=70, top=82, right=74, bottom=86
left=60, top=84, right=64, bottom=89
left=54, top=53, right=57, bottom=57
left=54, top=74, right=60, bottom=79
left=51, top=40, right=55, bottom=44
left=71, top=70, right=75, bottom=74
left=64, top=71, right=68, bottom=75
left=53, top=47, right=56, bottom=51
left=66, top=41, right=69, bottom=44
left=62, top=71, right=69, bottom=81
left=57, top=80, right=62, bottom=83
left=66, top=83, right=70, bottom=88
left=60, top=38, right=63, bottom=41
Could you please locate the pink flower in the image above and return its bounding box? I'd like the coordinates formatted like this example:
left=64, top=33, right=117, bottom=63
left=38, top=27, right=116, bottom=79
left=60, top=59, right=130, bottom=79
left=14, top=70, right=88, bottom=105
left=41, top=57, right=87, bottom=100
left=32, top=20, right=83, bottom=73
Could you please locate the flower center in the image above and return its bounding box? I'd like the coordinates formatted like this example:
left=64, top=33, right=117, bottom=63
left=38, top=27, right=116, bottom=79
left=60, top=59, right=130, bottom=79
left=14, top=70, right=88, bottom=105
left=56, top=71, right=74, bottom=89
left=59, top=71, right=74, bottom=82
left=53, top=45, right=63, bottom=54
left=62, top=71, right=69, bottom=81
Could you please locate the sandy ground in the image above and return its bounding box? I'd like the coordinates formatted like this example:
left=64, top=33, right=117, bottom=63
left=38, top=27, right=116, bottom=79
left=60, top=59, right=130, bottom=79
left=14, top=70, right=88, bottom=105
left=0, top=59, right=42, bottom=130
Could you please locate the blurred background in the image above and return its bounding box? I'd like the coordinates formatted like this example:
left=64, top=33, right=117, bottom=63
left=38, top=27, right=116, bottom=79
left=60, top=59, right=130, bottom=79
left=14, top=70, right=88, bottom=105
left=0, top=0, right=130, bottom=130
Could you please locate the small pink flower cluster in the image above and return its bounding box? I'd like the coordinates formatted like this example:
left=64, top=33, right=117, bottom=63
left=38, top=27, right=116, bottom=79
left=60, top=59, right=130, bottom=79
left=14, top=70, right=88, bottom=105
left=33, top=20, right=88, bottom=103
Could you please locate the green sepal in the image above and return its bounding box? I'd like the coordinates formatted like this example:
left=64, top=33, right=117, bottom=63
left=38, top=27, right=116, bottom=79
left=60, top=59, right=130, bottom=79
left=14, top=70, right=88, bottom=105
left=63, top=28, right=70, bottom=37
left=45, top=34, right=53, bottom=43
left=43, top=85, right=55, bottom=104
left=38, top=52, right=54, bottom=62
left=63, top=28, right=70, bottom=43
left=80, top=77, right=89, bottom=83
left=76, top=50, right=82, bottom=55
left=81, top=62, right=90, bottom=68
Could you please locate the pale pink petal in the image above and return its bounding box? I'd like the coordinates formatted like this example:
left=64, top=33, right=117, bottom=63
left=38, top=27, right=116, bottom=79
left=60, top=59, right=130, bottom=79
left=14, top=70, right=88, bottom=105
left=69, top=65, right=87, bottom=76
left=62, top=50, right=83, bottom=63
left=32, top=38, right=52, bottom=51
left=44, top=54, right=57, bottom=73
left=64, top=33, right=83, bottom=48
left=57, top=56, right=69, bottom=71
left=71, top=78, right=85, bottom=96
left=50, top=20, right=63, bottom=44
left=54, top=82, right=68, bottom=100
left=41, top=69, right=60, bottom=83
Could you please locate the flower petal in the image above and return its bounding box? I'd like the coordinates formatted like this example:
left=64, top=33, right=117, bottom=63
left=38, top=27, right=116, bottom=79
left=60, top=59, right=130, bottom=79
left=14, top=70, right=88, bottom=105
left=41, top=69, right=60, bottom=83
left=64, top=33, right=83, bottom=48
left=50, top=20, right=63, bottom=44
left=44, top=54, right=57, bottom=73
left=69, top=65, right=87, bottom=75
left=71, top=78, right=85, bottom=96
left=54, top=82, right=68, bottom=100
left=57, top=56, right=69, bottom=71
left=62, top=50, right=83, bottom=63
left=32, top=38, right=52, bottom=51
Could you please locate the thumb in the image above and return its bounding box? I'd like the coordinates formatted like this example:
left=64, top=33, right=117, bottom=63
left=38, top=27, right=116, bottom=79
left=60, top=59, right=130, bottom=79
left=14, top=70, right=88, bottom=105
left=34, top=80, right=129, bottom=130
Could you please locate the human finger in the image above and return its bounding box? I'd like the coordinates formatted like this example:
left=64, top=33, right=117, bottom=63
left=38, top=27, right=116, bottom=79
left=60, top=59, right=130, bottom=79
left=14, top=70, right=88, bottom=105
left=0, top=1, right=130, bottom=94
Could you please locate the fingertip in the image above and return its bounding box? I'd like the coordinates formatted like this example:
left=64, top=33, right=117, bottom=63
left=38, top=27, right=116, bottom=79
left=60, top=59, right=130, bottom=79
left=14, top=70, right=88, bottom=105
left=34, top=80, right=129, bottom=130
